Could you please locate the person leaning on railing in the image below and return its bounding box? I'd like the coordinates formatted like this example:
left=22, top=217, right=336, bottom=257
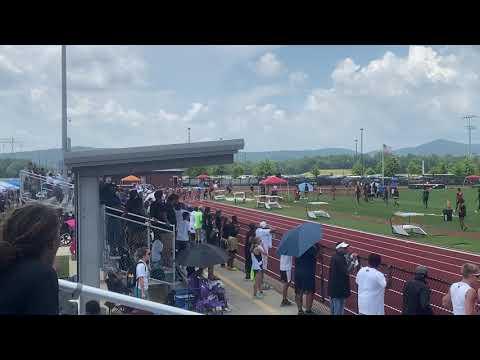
left=0, top=203, right=61, bottom=314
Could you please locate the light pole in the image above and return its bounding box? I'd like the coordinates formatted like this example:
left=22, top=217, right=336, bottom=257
left=360, top=128, right=364, bottom=176
left=187, top=127, right=191, bottom=143
left=61, top=45, right=68, bottom=176
left=463, top=115, right=477, bottom=158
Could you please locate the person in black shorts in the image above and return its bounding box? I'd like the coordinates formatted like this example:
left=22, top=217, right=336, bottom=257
left=294, top=244, right=320, bottom=315
left=459, top=199, right=468, bottom=231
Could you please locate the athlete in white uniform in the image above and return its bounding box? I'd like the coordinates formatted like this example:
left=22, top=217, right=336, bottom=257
left=442, top=263, right=480, bottom=315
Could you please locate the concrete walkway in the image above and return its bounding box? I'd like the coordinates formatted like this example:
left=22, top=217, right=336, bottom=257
left=213, top=265, right=298, bottom=315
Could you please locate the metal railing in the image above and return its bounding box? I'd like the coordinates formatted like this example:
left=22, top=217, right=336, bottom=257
left=58, top=279, right=200, bottom=315
left=103, top=206, right=177, bottom=284
left=19, top=170, right=74, bottom=212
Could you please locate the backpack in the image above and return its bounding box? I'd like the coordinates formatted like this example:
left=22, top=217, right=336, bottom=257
left=127, top=260, right=147, bottom=289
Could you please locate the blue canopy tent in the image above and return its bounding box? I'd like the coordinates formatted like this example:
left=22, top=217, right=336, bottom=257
left=298, top=182, right=313, bottom=192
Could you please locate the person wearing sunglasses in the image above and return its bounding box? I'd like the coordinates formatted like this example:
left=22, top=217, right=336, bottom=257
left=442, top=263, right=480, bottom=315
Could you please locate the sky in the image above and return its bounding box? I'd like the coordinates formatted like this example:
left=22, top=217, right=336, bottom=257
left=1, top=45, right=480, bottom=153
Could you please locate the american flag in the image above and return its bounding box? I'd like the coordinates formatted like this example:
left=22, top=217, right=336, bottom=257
left=383, top=144, right=392, bottom=155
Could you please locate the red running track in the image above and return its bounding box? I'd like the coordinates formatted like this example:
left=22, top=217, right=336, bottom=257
left=192, top=200, right=480, bottom=315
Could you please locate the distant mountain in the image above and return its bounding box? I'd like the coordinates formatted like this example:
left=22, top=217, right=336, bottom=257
left=0, top=146, right=94, bottom=169
left=394, top=139, right=479, bottom=156
left=235, top=148, right=355, bottom=162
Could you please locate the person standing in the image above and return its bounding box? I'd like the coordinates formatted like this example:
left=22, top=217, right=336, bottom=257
left=294, top=244, right=319, bottom=314
left=193, top=207, right=203, bottom=244
left=134, top=247, right=150, bottom=300
left=442, top=263, right=480, bottom=315
left=202, top=207, right=214, bottom=245
left=244, top=223, right=256, bottom=281
left=458, top=199, right=468, bottom=231
left=328, top=242, right=359, bottom=315
left=280, top=254, right=294, bottom=306
left=402, top=266, right=433, bottom=315
left=355, top=253, right=393, bottom=315
left=255, top=221, right=274, bottom=290
left=226, top=216, right=240, bottom=270
left=384, top=185, right=390, bottom=205
left=355, top=183, right=361, bottom=205
left=125, top=189, right=146, bottom=254
left=251, top=237, right=266, bottom=299
left=0, top=204, right=61, bottom=314
left=477, top=188, right=480, bottom=212
left=455, top=188, right=464, bottom=213
left=393, top=187, right=400, bottom=207
left=422, top=186, right=430, bottom=209
left=331, top=185, right=336, bottom=200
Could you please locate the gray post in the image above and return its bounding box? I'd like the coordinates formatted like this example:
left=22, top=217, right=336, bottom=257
left=61, top=45, right=68, bottom=176
left=77, top=174, right=101, bottom=313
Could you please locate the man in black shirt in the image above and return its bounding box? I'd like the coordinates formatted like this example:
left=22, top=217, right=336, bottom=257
left=328, top=242, right=359, bottom=315
left=402, top=266, right=433, bottom=315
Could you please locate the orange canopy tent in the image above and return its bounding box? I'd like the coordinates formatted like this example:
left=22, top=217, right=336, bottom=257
left=121, top=175, right=141, bottom=183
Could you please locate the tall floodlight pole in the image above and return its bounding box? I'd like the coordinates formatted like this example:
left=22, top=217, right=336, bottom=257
left=187, top=127, right=191, bottom=143
left=360, top=128, right=364, bottom=176
left=463, top=115, right=477, bottom=159
left=61, top=45, right=68, bottom=175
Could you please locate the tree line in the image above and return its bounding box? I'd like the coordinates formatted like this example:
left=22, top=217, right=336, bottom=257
left=186, top=153, right=480, bottom=178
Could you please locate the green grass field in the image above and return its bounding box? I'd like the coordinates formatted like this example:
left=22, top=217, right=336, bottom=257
left=219, top=187, right=480, bottom=253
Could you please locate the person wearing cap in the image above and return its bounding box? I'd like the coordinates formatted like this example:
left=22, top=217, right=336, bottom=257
left=355, top=253, right=393, bottom=315
left=328, top=242, right=359, bottom=315
left=442, top=263, right=480, bottom=315
left=255, top=221, right=275, bottom=290
left=402, top=265, right=433, bottom=315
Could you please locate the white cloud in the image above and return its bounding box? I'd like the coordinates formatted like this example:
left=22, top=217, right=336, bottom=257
left=4, top=45, right=480, bottom=153
left=182, top=102, right=209, bottom=123
left=289, top=71, right=308, bottom=86
left=254, top=52, right=286, bottom=77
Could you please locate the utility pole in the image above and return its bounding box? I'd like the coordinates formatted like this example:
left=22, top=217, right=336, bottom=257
left=360, top=128, right=364, bottom=176
left=187, top=127, right=191, bottom=143
left=61, top=45, right=68, bottom=176
left=463, top=115, right=477, bottom=158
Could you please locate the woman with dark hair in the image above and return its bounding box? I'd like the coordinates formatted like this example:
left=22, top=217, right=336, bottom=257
left=244, top=224, right=256, bottom=280
left=0, top=203, right=61, bottom=314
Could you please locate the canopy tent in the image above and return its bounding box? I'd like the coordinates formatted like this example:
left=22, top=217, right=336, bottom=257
left=298, top=182, right=313, bottom=192
left=121, top=175, right=141, bottom=183
left=197, top=174, right=210, bottom=181
left=260, top=175, right=290, bottom=201
left=260, top=175, right=287, bottom=185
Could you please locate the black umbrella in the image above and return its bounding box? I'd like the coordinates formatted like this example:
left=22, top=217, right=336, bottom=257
left=176, top=243, right=229, bottom=268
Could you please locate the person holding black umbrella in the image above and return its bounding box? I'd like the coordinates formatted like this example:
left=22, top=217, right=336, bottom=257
left=295, top=243, right=320, bottom=315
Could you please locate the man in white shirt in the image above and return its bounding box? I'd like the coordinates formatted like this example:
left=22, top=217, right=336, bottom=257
left=280, top=255, right=293, bottom=306
left=355, top=253, right=393, bottom=315
left=255, top=221, right=275, bottom=290
left=442, top=263, right=480, bottom=315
